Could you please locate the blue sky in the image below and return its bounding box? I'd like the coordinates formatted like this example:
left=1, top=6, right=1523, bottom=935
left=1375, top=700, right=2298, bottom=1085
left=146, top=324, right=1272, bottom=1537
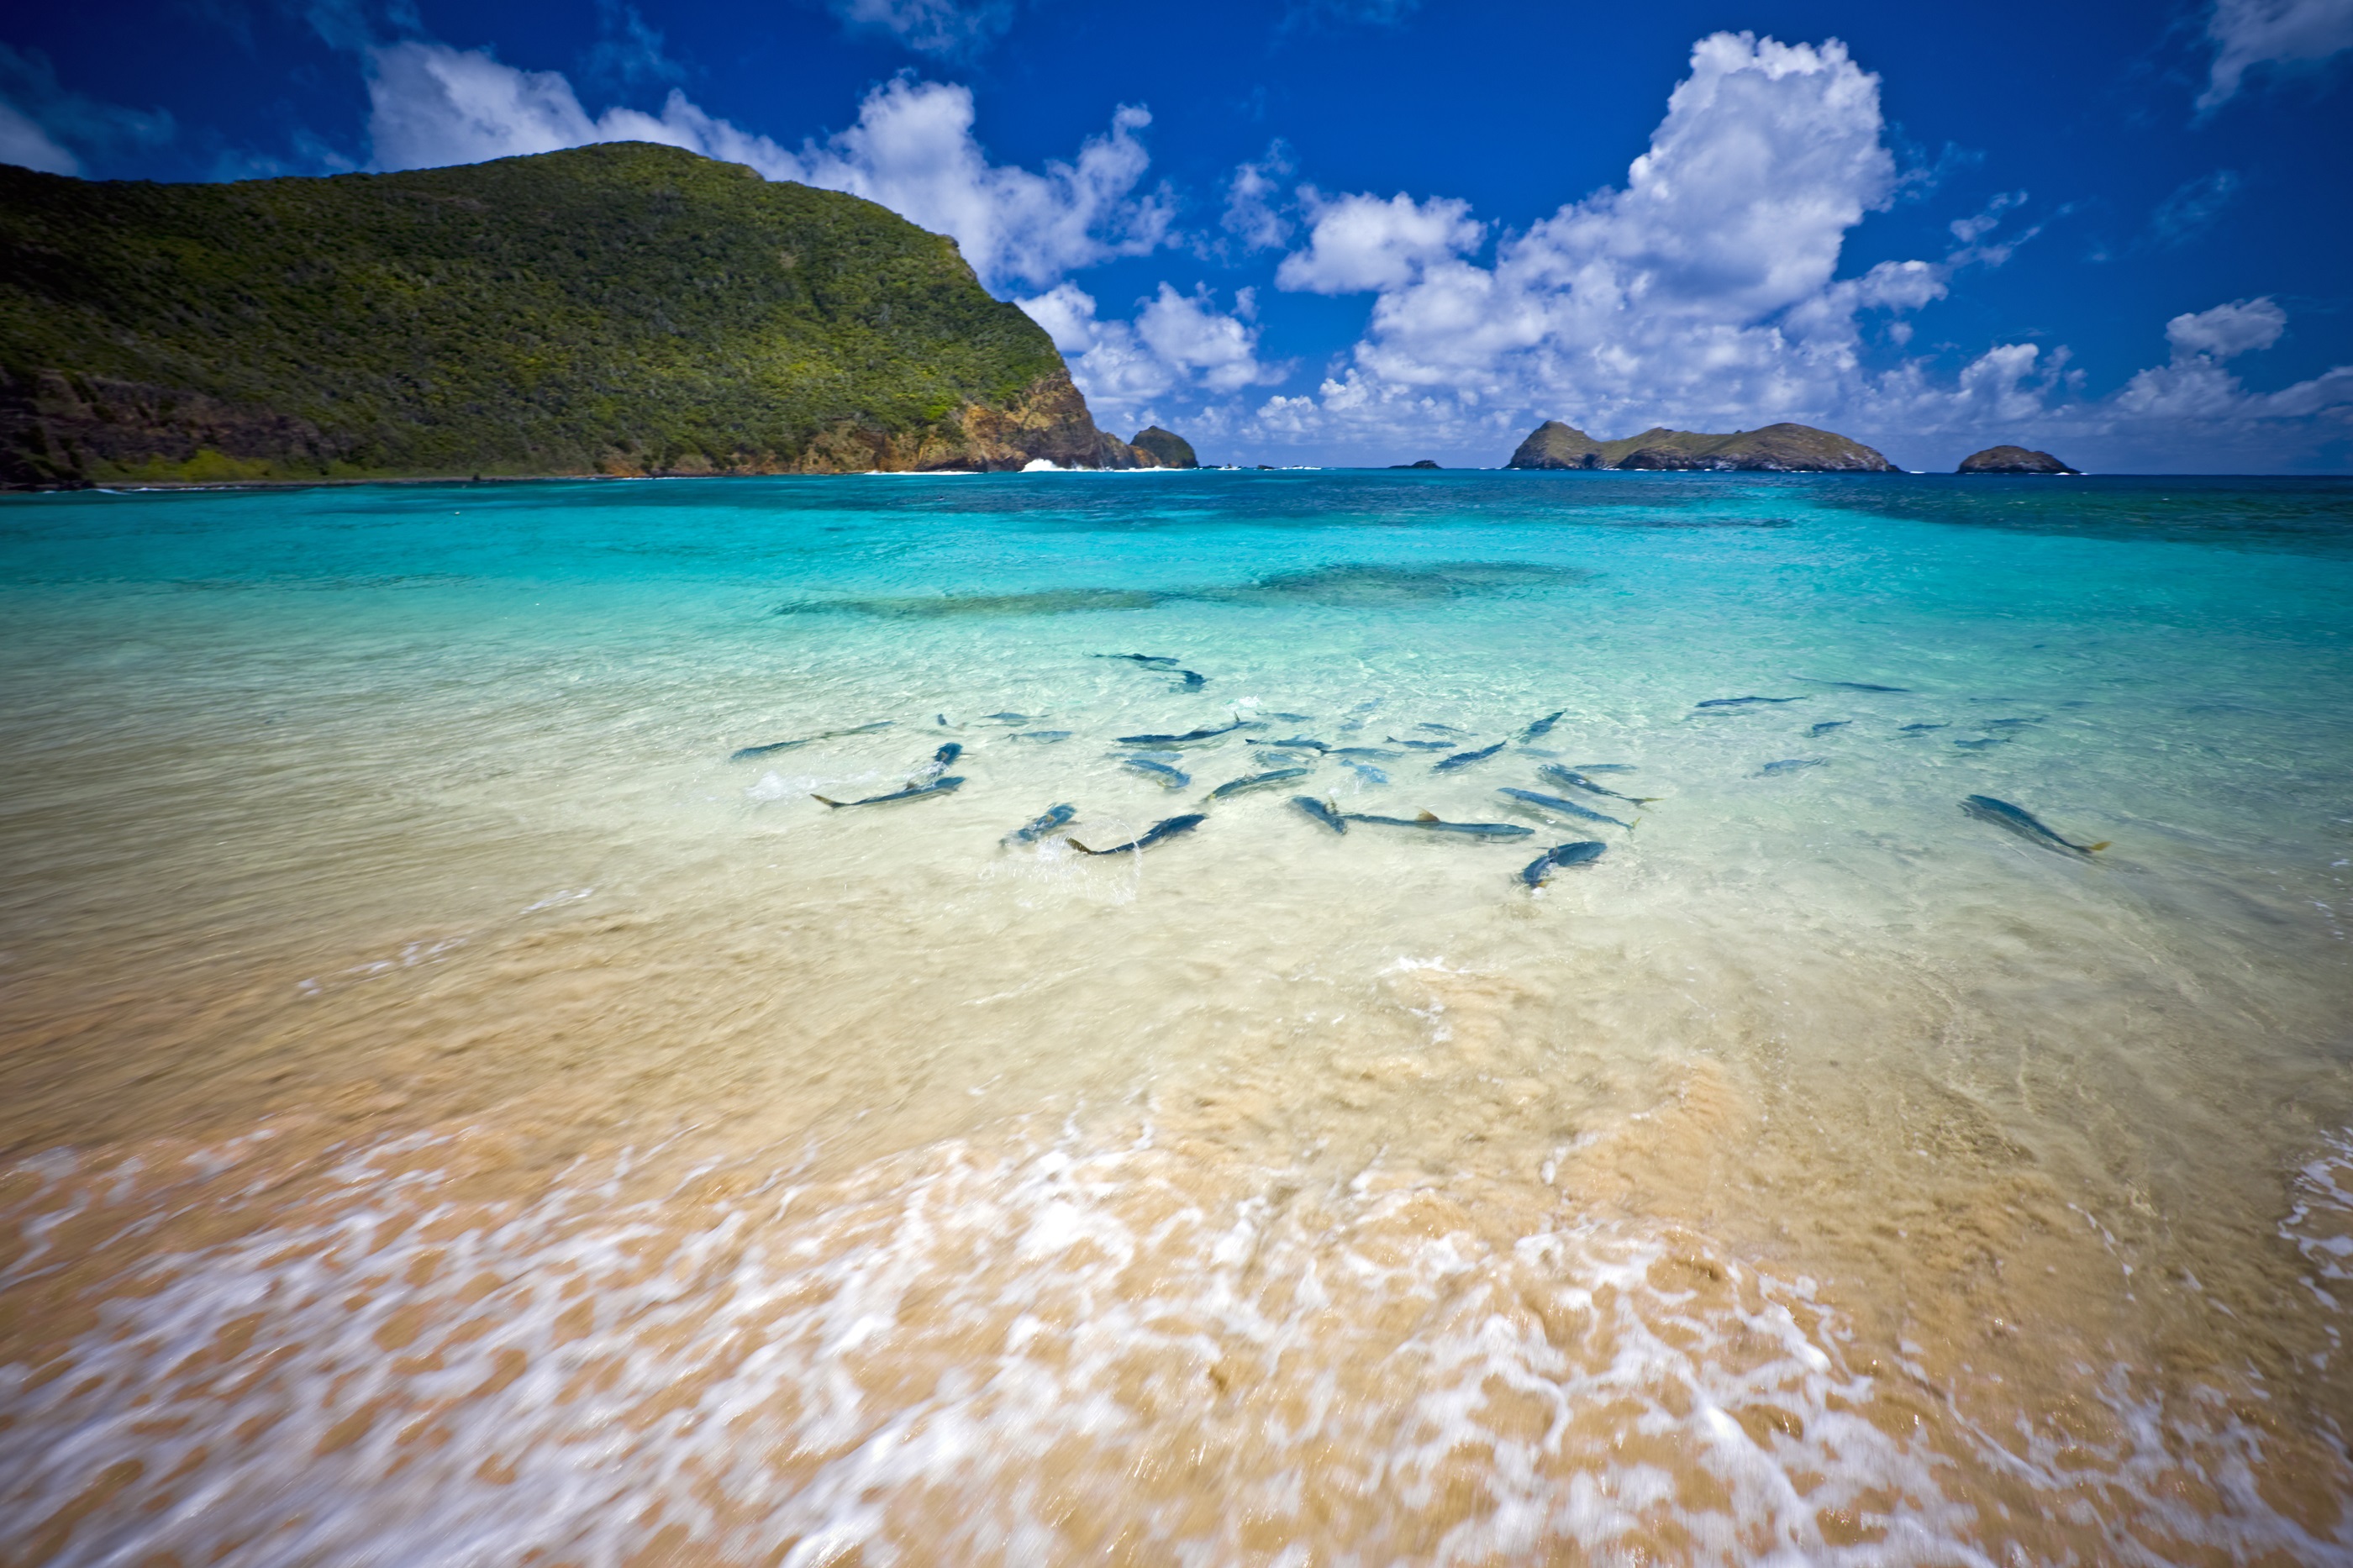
left=5, top=0, right=2351, bottom=471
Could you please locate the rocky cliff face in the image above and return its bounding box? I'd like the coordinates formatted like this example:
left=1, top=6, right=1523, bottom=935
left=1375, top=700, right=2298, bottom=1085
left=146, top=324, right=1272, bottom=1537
left=0, top=369, right=357, bottom=485
left=1507, top=419, right=1896, bottom=473
left=1957, top=445, right=2077, bottom=475
left=786, top=370, right=1141, bottom=474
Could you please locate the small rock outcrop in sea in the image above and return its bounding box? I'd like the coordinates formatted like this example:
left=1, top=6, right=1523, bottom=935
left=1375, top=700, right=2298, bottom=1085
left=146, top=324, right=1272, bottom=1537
left=1956, top=445, right=2079, bottom=475
left=1128, top=427, right=1199, bottom=468
left=1506, top=419, right=1896, bottom=473
left=1388, top=459, right=1441, bottom=469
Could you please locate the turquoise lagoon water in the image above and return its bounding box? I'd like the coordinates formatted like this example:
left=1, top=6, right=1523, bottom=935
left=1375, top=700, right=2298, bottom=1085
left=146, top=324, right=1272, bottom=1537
left=2, top=470, right=2350, bottom=1564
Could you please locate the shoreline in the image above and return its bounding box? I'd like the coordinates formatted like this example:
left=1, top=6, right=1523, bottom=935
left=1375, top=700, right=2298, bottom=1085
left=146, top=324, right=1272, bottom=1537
left=11, top=467, right=2353, bottom=494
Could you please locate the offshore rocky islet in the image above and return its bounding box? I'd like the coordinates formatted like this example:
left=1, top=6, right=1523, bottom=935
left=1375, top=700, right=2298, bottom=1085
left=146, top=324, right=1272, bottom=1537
left=1505, top=418, right=1900, bottom=472
left=1957, top=443, right=2082, bottom=474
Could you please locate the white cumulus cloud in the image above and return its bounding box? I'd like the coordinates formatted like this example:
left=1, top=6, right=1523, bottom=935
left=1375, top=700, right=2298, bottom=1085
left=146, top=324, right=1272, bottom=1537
left=1213, top=32, right=2352, bottom=470
left=1275, top=190, right=1482, bottom=294
left=1252, top=32, right=1940, bottom=453
left=771, top=77, right=1170, bottom=290
left=364, top=41, right=796, bottom=171
left=2165, top=296, right=2288, bottom=360
left=1019, top=282, right=1281, bottom=432
left=362, top=45, right=1167, bottom=292
left=1219, top=142, right=1295, bottom=252
left=2113, top=297, right=2292, bottom=420
left=2200, top=0, right=2353, bottom=108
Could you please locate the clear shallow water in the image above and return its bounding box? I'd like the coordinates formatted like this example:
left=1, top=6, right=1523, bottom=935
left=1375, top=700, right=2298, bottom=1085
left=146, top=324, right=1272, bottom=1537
left=2, top=471, right=2350, bottom=1564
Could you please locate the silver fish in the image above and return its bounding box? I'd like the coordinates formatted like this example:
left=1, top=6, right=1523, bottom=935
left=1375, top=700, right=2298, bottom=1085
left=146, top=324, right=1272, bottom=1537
left=1433, top=742, right=1505, bottom=772
left=813, top=776, right=965, bottom=808
left=730, top=719, right=893, bottom=760
left=1340, top=810, right=1531, bottom=839
left=1123, top=756, right=1192, bottom=789
left=1206, top=767, right=1311, bottom=801
left=1291, top=797, right=1348, bottom=834
left=1071, top=813, right=1207, bottom=855
left=1496, top=787, right=1633, bottom=829
left=1537, top=764, right=1660, bottom=806
left=1961, top=795, right=2108, bottom=856
left=1005, top=803, right=1076, bottom=845
left=1521, top=840, right=1606, bottom=886
left=1114, top=721, right=1248, bottom=747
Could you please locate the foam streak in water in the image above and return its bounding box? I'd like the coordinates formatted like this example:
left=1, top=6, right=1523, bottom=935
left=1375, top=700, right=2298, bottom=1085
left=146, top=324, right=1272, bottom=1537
left=3, top=1126, right=2348, bottom=1565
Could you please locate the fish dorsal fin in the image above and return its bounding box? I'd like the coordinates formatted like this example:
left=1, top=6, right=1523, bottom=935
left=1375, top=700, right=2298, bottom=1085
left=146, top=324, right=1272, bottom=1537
left=1417, top=810, right=1440, bottom=822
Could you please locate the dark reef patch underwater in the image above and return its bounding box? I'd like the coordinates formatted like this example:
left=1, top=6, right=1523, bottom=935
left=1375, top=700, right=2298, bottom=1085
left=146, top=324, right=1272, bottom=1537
left=771, top=559, right=1588, bottom=618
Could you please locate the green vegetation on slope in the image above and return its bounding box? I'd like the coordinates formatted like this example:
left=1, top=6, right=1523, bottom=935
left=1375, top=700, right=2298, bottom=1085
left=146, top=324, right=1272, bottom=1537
left=0, top=142, right=1115, bottom=484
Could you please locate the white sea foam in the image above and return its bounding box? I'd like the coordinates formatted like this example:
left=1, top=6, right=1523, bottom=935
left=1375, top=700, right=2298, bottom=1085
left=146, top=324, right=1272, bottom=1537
left=3, top=1127, right=2346, bottom=1566
left=2285, top=1128, right=2353, bottom=1312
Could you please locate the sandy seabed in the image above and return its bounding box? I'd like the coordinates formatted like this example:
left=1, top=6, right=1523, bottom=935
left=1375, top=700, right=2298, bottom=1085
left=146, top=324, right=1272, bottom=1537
left=4, top=474, right=2351, bottom=1564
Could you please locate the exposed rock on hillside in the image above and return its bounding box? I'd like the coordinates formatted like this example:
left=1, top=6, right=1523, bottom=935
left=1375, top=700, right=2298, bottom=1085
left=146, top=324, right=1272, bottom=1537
left=1957, top=445, right=2078, bottom=475
left=1507, top=419, right=1896, bottom=472
left=0, top=143, right=1140, bottom=485
left=1129, top=426, right=1198, bottom=468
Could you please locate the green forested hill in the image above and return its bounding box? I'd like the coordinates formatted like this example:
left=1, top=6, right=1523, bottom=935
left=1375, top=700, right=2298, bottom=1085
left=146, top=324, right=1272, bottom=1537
left=0, top=143, right=1134, bottom=484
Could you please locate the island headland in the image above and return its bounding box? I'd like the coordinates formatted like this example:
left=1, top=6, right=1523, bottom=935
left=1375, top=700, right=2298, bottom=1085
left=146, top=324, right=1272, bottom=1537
left=1506, top=419, right=1896, bottom=472
left=0, top=143, right=1182, bottom=487
left=1957, top=445, right=2079, bottom=474
left=1128, top=426, right=1199, bottom=468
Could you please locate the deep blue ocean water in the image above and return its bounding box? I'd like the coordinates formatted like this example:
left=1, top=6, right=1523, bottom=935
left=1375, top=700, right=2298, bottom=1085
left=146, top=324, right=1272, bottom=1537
left=3, top=470, right=2350, bottom=1565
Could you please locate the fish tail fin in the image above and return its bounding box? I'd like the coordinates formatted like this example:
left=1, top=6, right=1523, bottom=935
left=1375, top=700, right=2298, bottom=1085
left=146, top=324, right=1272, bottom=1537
left=1629, top=817, right=1640, bottom=834
left=1067, top=840, right=1098, bottom=855
left=812, top=794, right=843, bottom=808
left=2087, top=840, right=2110, bottom=852
left=1633, top=795, right=1663, bottom=805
